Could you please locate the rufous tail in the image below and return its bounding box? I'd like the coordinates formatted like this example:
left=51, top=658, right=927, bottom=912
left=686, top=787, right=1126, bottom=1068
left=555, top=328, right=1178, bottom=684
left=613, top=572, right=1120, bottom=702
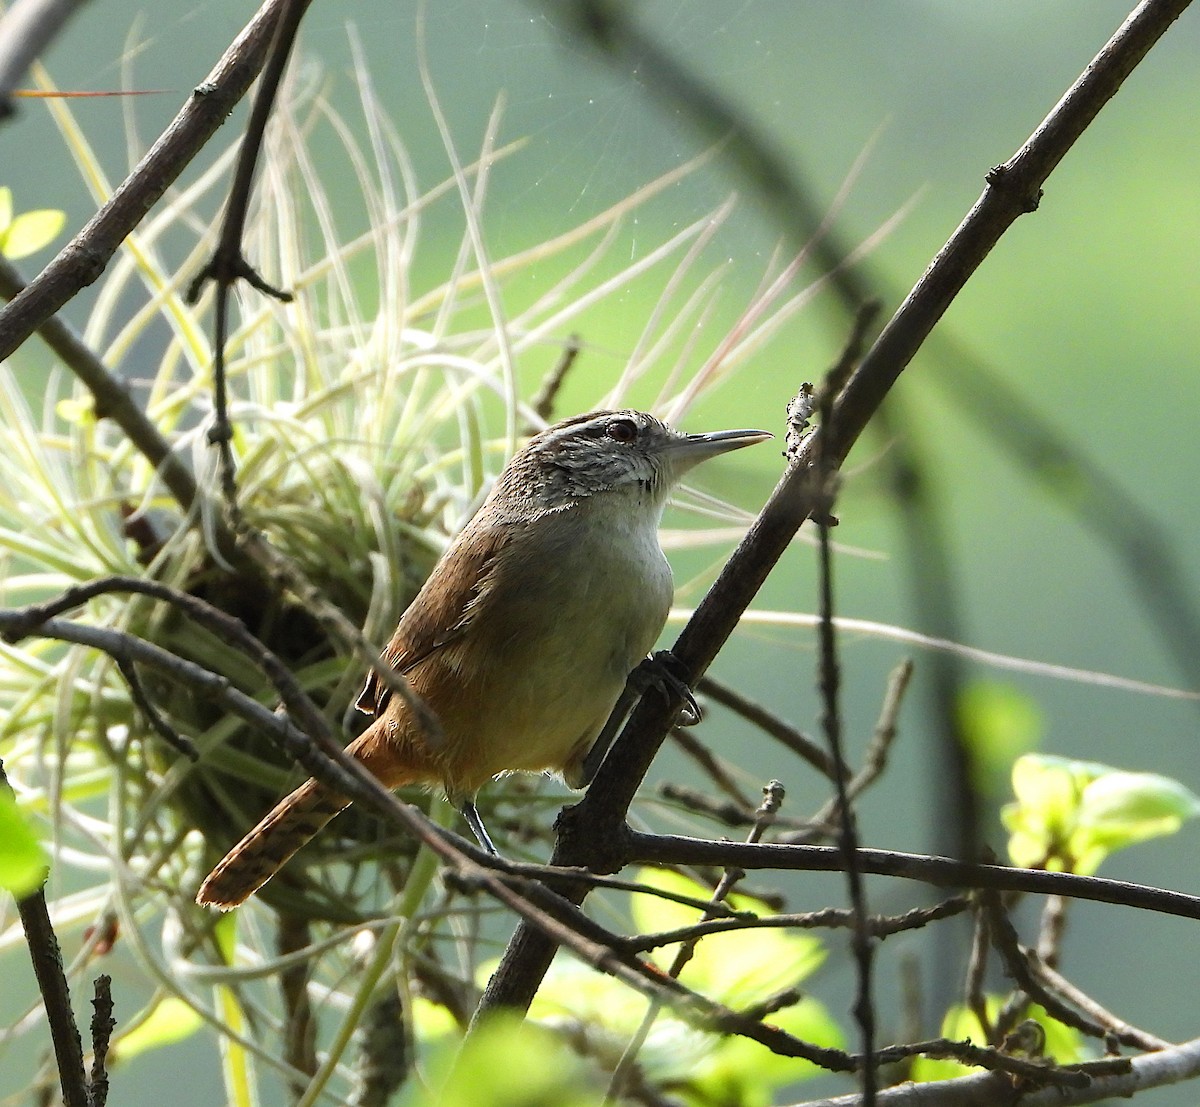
left=196, top=778, right=350, bottom=909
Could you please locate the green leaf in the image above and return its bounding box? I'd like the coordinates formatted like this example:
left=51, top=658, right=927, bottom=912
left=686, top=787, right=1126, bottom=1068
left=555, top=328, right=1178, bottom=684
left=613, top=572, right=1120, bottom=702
left=0, top=207, right=67, bottom=259
left=422, top=1013, right=596, bottom=1107
left=1002, top=754, right=1200, bottom=874
left=1074, top=769, right=1200, bottom=869
left=628, top=867, right=825, bottom=1004
left=113, top=997, right=204, bottom=1062
left=0, top=186, right=11, bottom=230
left=0, top=789, right=47, bottom=897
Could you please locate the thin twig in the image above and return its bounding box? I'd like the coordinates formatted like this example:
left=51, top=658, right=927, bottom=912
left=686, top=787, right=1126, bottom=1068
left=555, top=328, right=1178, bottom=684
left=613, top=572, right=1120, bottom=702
left=530, top=335, right=582, bottom=422
left=474, top=0, right=1193, bottom=1021
left=185, top=0, right=308, bottom=506
left=87, top=974, right=114, bottom=1107
left=620, top=895, right=972, bottom=954
left=0, top=761, right=87, bottom=1107
left=625, top=832, right=1200, bottom=921
left=666, top=724, right=758, bottom=809
left=0, top=0, right=293, bottom=360
left=657, top=782, right=758, bottom=828
left=804, top=1039, right=1200, bottom=1107
left=815, top=322, right=877, bottom=1103
left=606, top=782, right=785, bottom=1103
left=965, top=900, right=993, bottom=1046
left=112, top=655, right=198, bottom=761
left=1026, top=950, right=1172, bottom=1053
left=981, top=889, right=1109, bottom=1043
left=697, top=674, right=836, bottom=780
left=783, top=658, right=912, bottom=844
left=1037, top=893, right=1069, bottom=970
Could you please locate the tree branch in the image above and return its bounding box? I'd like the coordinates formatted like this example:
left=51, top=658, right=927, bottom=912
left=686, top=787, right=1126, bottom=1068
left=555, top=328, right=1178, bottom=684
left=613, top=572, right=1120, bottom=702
left=473, top=0, right=1194, bottom=1023
left=803, top=1036, right=1200, bottom=1107
left=0, top=760, right=88, bottom=1107
left=0, top=0, right=292, bottom=360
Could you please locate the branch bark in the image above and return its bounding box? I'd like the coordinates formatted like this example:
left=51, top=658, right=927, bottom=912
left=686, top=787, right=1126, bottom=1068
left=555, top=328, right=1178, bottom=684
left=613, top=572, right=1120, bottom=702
left=474, top=0, right=1196, bottom=1021
left=0, top=0, right=291, bottom=360
left=0, top=761, right=87, bottom=1107
left=801, top=1035, right=1200, bottom=1107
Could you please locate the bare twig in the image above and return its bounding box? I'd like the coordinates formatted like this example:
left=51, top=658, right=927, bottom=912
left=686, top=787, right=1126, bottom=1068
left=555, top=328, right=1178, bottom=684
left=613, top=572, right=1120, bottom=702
left=1037, top=894, right=1069, bottom=970
left=814, top=313, right=878, bottom=1103
left=697, top=674, right=836, bottom=780
left=0, top=760, right=87, bottom=1107
left=87, top=974, right=114, bottom=1107
left=1026, top=950, right=1172, bottom=1053
left=625, top=833, right=1200, bottom=922
left=530, top=335, right=582, bottom=422
left=111, top=655, right=198, bottom=761
left=964, top=901, right=993, bottom=1046
left=185, top=0, right=309, bottom=505
left=666, top=724, right=758, bottom=809
left=606, top=782, right=785, bottom=1103
left=621, top=895, right=972, bottom=955
left=801, top=1044, right=1166, bottom=1107
left=474, top=0, right=1193, bottom=1022
left=0, top=0, right=293, bottom=360
left=657, top=782, right=758, bottom=828
left=982, top=889, right=1155, bottom=1052
left=782, top=658, right=912, bottom=845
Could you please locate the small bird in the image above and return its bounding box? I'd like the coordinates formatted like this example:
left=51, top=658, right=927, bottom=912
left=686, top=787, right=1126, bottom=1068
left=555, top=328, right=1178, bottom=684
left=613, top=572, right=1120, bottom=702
left=196, top=410, right=770, bottom=908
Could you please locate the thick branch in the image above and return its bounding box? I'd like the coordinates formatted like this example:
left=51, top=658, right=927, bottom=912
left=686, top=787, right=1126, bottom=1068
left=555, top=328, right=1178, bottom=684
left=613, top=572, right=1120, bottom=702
left=474, top=0, right=1194, bottom=1021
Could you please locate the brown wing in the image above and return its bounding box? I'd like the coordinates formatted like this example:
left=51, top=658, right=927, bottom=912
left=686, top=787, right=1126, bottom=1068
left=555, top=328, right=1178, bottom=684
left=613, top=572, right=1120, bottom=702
left=355, top=524, right=510, bottom=717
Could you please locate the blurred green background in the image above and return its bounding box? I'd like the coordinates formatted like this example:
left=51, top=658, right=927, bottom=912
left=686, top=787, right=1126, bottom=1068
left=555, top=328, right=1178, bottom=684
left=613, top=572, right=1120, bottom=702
left=2, top=1, right=1198, bottom=1103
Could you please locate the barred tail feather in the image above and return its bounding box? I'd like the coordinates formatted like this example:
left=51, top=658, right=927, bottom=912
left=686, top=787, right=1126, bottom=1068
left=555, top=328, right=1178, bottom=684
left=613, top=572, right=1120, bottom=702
left=196, top=779, right=348, bottom=909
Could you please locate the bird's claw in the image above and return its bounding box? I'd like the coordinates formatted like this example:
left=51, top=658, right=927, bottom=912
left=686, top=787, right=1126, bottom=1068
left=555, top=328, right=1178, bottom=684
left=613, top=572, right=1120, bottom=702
left=632, top=650, right=701, bottom=726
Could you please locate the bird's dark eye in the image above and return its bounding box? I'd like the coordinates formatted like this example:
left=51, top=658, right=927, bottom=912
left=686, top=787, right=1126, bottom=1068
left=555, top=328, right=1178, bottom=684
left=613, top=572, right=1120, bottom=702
left=606, top=417, right=638, bottom=443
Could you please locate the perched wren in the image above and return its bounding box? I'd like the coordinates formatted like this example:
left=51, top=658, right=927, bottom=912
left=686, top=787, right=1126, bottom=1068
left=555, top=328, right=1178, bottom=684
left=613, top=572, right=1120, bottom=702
left=196, top=410, right=770, bottom=908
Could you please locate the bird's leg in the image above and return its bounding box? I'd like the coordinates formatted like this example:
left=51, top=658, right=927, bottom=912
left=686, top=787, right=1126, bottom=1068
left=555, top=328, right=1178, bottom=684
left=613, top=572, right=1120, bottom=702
left=459, top=798, right=498, bottom=855
left=577, top=650, right=702, bottom=786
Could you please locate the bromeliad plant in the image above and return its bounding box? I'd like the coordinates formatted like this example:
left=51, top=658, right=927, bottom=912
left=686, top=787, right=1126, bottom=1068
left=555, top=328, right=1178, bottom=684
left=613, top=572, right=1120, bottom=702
left=0, top=50, right=825, bottom=1105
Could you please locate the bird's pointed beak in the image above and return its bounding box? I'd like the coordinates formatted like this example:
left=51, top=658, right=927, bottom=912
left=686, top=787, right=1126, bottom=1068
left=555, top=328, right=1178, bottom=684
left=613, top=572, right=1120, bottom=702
left=663, top=427, right=773, bottom=475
